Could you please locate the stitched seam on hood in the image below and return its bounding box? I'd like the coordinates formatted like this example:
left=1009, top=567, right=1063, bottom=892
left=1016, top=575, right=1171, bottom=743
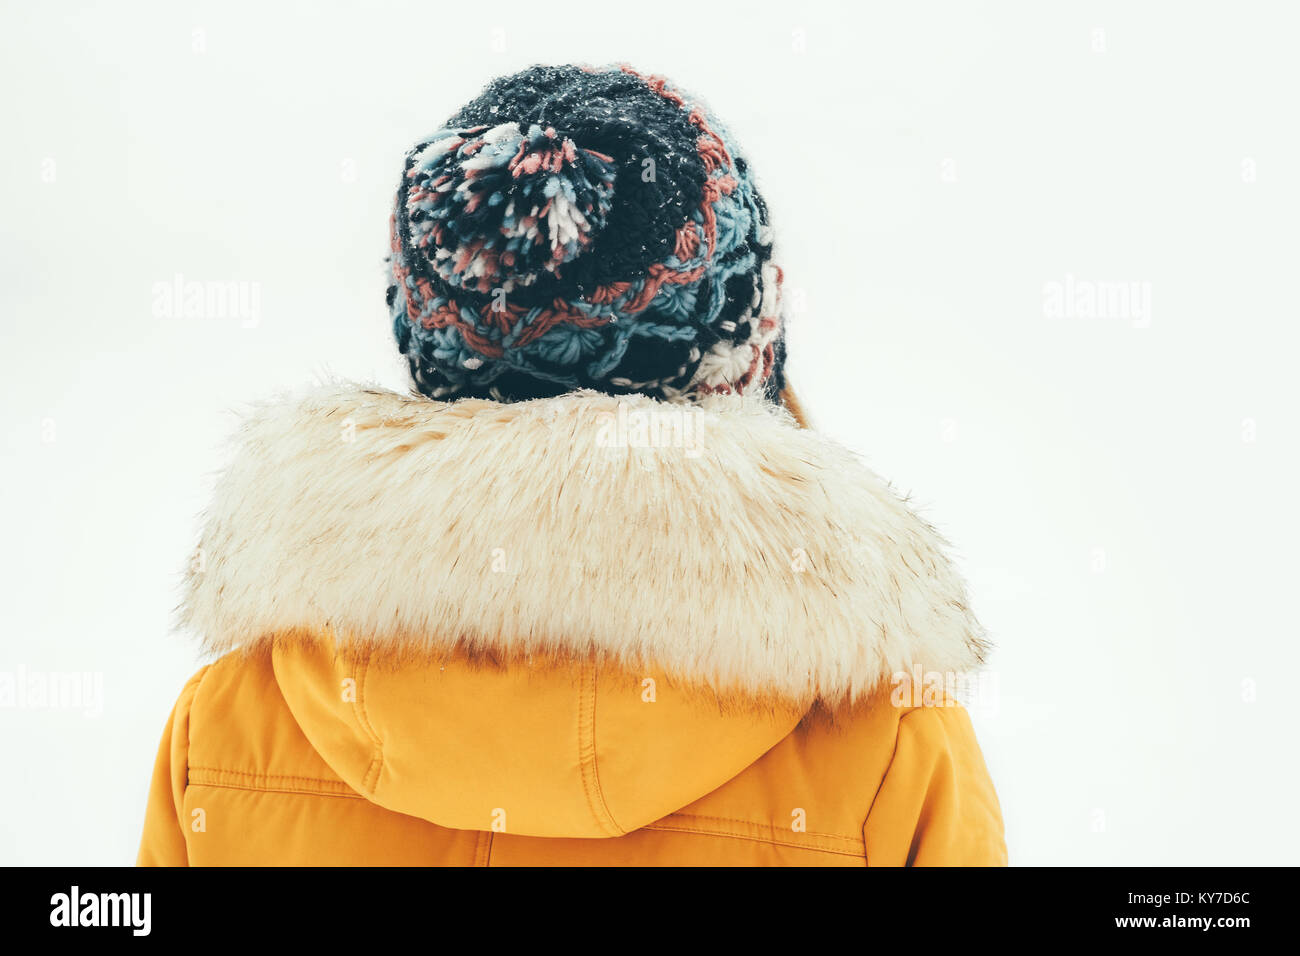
left=578, top=665, right=624, bottom=837
left=354, top=656, right=385, bottom=795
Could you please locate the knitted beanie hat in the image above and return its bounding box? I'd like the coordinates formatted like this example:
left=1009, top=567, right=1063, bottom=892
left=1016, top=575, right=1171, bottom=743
left=387, top=64, right=786, bottom=403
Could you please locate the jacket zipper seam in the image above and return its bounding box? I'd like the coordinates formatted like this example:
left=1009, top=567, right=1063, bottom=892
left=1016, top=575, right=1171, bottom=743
left=654, top=811, right=864, bottom=848
left=643, top=822, right=865, bottom=857
left=186, top=778, right=368, bottom=799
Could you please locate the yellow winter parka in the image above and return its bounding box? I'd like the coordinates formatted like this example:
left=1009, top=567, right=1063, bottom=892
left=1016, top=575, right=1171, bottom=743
left=138, top=386, right=1006, bottom=866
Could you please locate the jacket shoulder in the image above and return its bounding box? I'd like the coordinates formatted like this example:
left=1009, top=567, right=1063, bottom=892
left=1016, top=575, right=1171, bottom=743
left=184, top=648, right=348, bottom=794
left=657, top=693, right=1004, bottom=866
left=862, top=700, right=1007, bottom=865
left=652, top=693, right=909, bottom=860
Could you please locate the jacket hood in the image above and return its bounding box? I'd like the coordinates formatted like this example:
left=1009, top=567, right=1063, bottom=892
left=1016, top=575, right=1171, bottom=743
left=268, top=639, right=805, bottom=838
left=182, top=385, right=986, bottom=836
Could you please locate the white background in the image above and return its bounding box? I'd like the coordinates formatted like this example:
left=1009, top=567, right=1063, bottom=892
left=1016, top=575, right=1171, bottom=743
left=2, top=0, right=1297, bottom=865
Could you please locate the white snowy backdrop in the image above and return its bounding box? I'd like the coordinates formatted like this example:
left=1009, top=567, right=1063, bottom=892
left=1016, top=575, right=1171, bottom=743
left=2, top=0, right=1297, bottom=864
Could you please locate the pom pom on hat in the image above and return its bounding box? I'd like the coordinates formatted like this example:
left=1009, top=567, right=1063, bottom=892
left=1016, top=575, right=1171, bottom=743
left=405, top=122, right=618, bottom=294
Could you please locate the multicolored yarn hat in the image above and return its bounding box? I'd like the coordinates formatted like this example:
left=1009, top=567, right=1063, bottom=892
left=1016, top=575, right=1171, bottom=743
left=387, top=64, right=786, bottom=403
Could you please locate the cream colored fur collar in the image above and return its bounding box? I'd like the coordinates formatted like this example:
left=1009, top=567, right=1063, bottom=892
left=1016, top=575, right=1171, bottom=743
left=182, top=385, right=986, bottom=707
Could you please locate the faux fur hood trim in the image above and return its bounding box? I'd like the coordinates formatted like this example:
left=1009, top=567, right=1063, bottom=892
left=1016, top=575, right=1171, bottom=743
left=181, top=385, right=987, bottom=707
